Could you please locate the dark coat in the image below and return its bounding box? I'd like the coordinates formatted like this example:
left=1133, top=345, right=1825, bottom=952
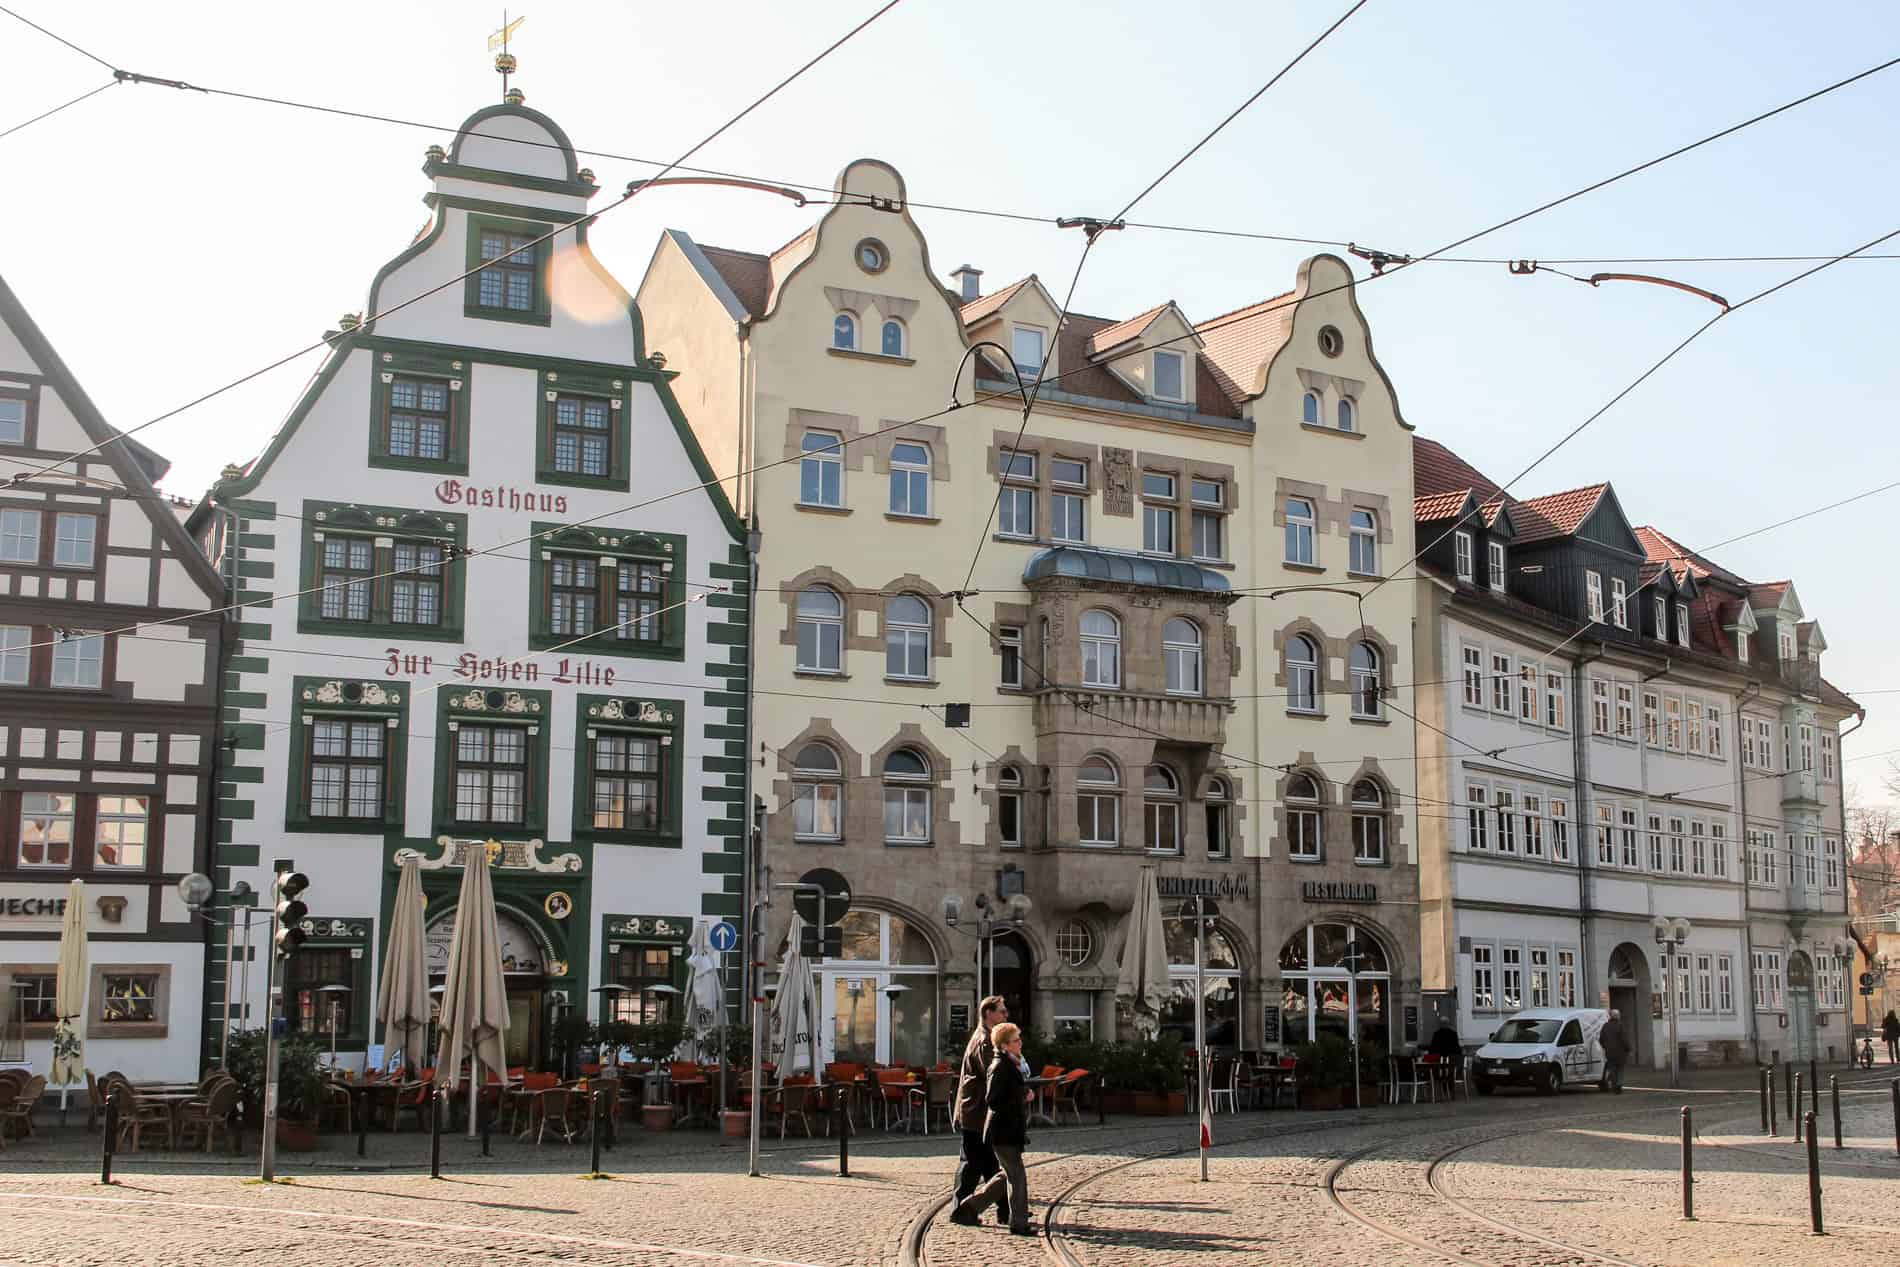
left=1427, top=1026, right=1463, bottom=1059
left=952, top=1025, right=993, bottom=1131
left=1599, top=1017, right=1630, bottom=1062
left=981, top=1053, right=1029, bottom=1150
left=1882, top=1012, right=1900, bottom=1042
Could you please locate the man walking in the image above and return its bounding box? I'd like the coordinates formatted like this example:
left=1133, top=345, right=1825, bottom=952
left=1599, top=1008, right=1629, bottom=1094
left=952, top=996, right=1005, bottom=1209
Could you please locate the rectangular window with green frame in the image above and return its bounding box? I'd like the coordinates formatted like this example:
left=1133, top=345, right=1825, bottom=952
left=572, top=694, right=685, bottom=847
left=433, top=686, right=552, bottom=837
left=535, top=367, right=631, bottom=490
left=367, top=345, right=470, bottom=474
left=298, top=501, right=468, bottom=642
left=528, top=523, right=684, bottom=661
left=465, top=214, right=552, bottom=326
left=286, top=676, right=410, bottom=833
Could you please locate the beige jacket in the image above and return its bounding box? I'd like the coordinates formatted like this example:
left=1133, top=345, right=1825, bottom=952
left=951, top=1023, right=993, bottom=1131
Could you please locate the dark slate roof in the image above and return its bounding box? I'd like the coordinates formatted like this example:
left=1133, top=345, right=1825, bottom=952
left=1024, top=545, right=1230, bottom=592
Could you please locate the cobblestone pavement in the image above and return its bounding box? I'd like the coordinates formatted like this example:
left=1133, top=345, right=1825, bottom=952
left=0, top=1070, right=1894, bottom=1265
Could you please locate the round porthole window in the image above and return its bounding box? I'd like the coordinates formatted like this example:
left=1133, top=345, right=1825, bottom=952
left=1055, top=919, right=1094, bottom=968
left=855, top=239, right=889, bottom=275
left=1317, top=325, right=1344, bottom=358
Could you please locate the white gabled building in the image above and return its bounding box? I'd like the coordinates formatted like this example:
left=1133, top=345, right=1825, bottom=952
left=194, top=94, right=747, bottom=1071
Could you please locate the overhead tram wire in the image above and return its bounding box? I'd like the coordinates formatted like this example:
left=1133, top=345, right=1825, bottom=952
left=0, top=77, right=117, bottom=142
left=0, top=0, right=906, bottom=489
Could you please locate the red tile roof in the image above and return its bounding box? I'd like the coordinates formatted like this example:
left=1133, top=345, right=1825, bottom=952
left=1414, top=490, right=1470, bottom=521
left=1411, top=437, right=1513, bottom=526
left=1085, top=302, right=1171, bottom=356
left=1510, top=483, right=1608, bottom=544
left=1750, top=581, right=1791, bottom=607
left=1632, top=524, right=1746, bottom=586
left=695, top=244, right=771, bottom=319
left=1196, top=290, right=1296, bottom=405
left=958, top=276, right=1033, bottom=326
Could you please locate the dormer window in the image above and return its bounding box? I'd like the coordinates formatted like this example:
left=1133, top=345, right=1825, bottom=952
left=1778, top=628, right=1795, bottom=661
left=1486, top=541, right=1505, bottom=593
left=832, top=313, right=857, bottom=351
left=1453, top=531, right=1473, bottom=582
left=1336, top=397, right=1356, bottom=432
left=1675, top=603, right=1690, bottom=649
left=1653, top=595, right=1667, bottom=641
left=1301, top=390, right=1321, bottom=426
left=1737, top=637, right=1749, bottom=665
left=1585, top=570, right=1604, bottom=623
left=1011, top=326, right=1045, bottom=379
left=1152, top=350, right=1184, bottom=402
left=1611, top=577, right=1628, bottom=629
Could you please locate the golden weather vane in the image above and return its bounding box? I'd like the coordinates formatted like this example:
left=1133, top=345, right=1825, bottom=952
left=489, top=11, right=525, bottom=101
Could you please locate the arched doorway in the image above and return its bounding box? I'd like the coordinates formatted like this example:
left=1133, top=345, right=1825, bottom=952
left=983, top=931, right=1034, bottom=1035
left=1278, top=922, right=1391, bottom=1049
left=1787, top=950, right=1817, bottom=1062
left=1160, top=909, right=1242, bottom=1050
left=426, top=905, right=553, bottom=1069
left=1606, top=943, right=1652, bottom=1066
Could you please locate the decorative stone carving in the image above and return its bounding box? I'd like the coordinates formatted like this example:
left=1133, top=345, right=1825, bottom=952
left=603, top=914, right=690, bottom=940
left=1102, top=447, right=1134, bottom=516
left=446, top=688, right=539, bottom=714
left=305, top=681, right=399, bottom=706
left=297, top=917, right=369, bottom=939
left=396, top=835, right=584, bottom=874
left=591, top=699, right=675, bottom=724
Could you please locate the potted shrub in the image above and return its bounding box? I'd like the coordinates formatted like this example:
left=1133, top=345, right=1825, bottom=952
left=550, top=1015, right=596, bottom=1081
left=1099, top=1036, right=1188, bottom=1115
left=628, top=1020, right=687, bottom=1131
left=717, top=1023, right=753, bottom=1137
left=226, top=1027, right=328, bottom=1149
left=1291, top=1035, right=1352, bottom=1109
left=1356, top=1041, right=1389, bottom=1108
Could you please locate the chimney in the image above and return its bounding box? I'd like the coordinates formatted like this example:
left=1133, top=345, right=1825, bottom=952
left=949, top=264, right=983, bottom=303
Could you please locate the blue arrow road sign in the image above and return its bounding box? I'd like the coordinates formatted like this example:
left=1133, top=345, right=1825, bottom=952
left=709, top=920, right=739, bottom=952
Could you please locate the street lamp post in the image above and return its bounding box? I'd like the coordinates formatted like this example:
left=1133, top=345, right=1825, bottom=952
left=942, top=892, right=1032, bottom=1020
left=1653, top=916, right=1693, bottom=1089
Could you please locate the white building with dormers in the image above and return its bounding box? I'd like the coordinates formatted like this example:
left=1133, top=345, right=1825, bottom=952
left=190, top=93, right=746, bottom=1072
left=1414, top=437, right=1860, bottom=1071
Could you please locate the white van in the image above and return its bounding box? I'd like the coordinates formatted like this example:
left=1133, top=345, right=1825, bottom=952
left=1472, top=1007, right=1610, bottom=1095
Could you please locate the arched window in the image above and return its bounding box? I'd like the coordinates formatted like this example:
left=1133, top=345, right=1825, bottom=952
left=1301, top=390, right=1321, bottom=427
left=795, top=586, right=843, bottom=672
left=1144, top=765, right=1181, bottom=855
left=810, top=909, right=938, bottom=1065
left=997, top=765, right=1024, bottom=848
left=1205, top=777, right=1231, bottom=859
left=792, top=743, right=843, bottom=840
left=1162, top=913, right=1241, bottom=1048
left=1278, top=922, right=1391, bottom=1048
left=1163, top=617, right=1202, bottom=696
left=832, top=312, right=857, bottom=350
left=1349, top=641, right=1381, bottom=718
left=1287, top=634, right=1320, bottom=713
left=1337, top=397, right=1356, bottom=432
left=1285, top=497, right=1315, bottom=565
left=881, top=319, right=906, bottom=357
left=1351, top=778, right=1386, bottom=863
left=889, top=442, right=930, bottom=516
left=1349, top=509, right=1377, bottom=575
left=1080, top=609, right=1121, bottom=688
left=1286, top=771, right=1321, bottom=860
left=884, top=594, right=931, bottom=680
left=882, top=748, right=931, bottom=845
left=1077, top=754, right=1120, bottom=846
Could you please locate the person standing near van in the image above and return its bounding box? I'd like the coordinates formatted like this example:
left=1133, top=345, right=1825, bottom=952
left=1599, top=1009, right=1629, bottom=1093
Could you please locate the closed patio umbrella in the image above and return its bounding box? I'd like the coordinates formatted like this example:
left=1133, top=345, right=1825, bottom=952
left=1115, top=866, right=1171, bottom=1038
left=376, top=855, right=430, bottom=1075
left=52, top=879, right=86, bottom=1119
left=436, top=844, right=508, bottom=1137
left=685, top=920, right=726, bottom=1061
left=769, top=914, right=821, bottom=1079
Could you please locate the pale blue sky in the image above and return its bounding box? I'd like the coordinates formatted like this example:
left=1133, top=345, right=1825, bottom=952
left=5, top=0, right=1897, bottom=796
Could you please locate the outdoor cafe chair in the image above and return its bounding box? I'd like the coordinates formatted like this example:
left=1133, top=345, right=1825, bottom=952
left=1049, top=1069, right=1089, bottom=1125
left=873, top=1068, right=915, bottom=1131
left=177, top=1079, right=239, bottom=1154
left=764, top=1075, right=820, bottom=1139
left=907, top=1070, right=956, bottom=1135
left=114, top=1084, right=175, bottom=1152
left=1388, top=1054, right=1434, bottom=1105
left=1207, top=1056, right=1237, bottom=1115
left=536, top=1086, right=590, bottom=1145
left=0, top=1074, right=45, bottom=1142
left=392, top=1068, right=436, bottom=1132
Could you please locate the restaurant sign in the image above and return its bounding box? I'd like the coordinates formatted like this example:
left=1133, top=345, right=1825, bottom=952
left=0, top=897, right=67, bottom=918
left=1157, top=874, right=1251, bottom=901
left=1300, top=881, right=1377, bottom=904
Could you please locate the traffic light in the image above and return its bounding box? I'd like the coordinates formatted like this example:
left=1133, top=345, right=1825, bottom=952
left=273, top=869, right=310, bottom=958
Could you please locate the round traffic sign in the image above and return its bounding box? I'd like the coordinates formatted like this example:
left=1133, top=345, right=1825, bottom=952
left=795, top=867, right=852, bottom=926
left=708, top=920, right=739, bottom=952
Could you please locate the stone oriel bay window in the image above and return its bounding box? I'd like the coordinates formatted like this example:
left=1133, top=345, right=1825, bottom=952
left=527, top=524, right=685, bottom=660
left=571, top=694, right=685, bottom=848
left=287, top=676, right=411, bottom=833
left=536, top=367, right=634, bottom=491
left=1021, top=556, right=1237, bottom=701
left=432, top=687, right=552, bottom=837
left=366, top=346, right=470, bottom=474
left=298, top=501, right=468, bottom=642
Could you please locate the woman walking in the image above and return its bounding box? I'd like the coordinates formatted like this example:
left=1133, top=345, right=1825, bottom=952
left=1882, top=1009, right=1899, bottom=1065
left=948, top=1021, right=1035, bottom=1236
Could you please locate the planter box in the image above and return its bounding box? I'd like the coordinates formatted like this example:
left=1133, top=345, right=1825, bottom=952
left=641, top=1104, right=675, bottom=1132
left=276, top=1118, right=318, bottom=1152
left=1299, top=1086, right=1344, bottom=1110
left=720, top=1110, right=748, bottom=1139
left=1101, top=1090, right=1186, bottom=1116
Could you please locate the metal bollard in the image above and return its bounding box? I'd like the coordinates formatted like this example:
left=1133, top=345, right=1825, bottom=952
left=1809, top=1058, right=1818, bottom=1119
left=100, top=1089, right=120, bottom=1185
left=1785, top=1059, right=1795, bottom=1118
left=1680, top=1107, right=1695, bottom=1221
left=1759, top=1066, right=1769, bottom=1134
left=1097, top=1071, right=1107, bottom=1125
left=1805, top=1112, right=1823, bottom=1235
left=835, top=1087, right=850, bottom=1178
left=588, top=1090, right=604, bottom=1176
left=1794, top=1072, right=1803, bottom=1141
left=1769, top=1071, right=1778, bottom=1136
left=357, top=1090, right=368, bottom=1159
left=1891, top=1079, right=1899, bottom=1158
left=481, top=1096, right=492, bottom=1158
left=429, top=1084, right=443, bottom=1180
left=1830, top=1075, right=1842, bottom=1151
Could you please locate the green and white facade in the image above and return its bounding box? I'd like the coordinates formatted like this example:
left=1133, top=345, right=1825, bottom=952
left=195, top=101, right=748, bottom=1070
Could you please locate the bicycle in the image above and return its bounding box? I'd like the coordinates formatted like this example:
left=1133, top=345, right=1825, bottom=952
left=1858, top=1034, right=1876, bottom=1070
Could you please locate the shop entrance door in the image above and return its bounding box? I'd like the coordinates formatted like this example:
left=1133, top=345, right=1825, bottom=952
left=1788, top=952, right=1817, bottom=1063
left=505, top=985, right=542, bottom=1069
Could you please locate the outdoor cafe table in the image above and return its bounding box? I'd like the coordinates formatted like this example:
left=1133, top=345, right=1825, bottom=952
left=1022, top=1076, right=1059, bottom=1127
left=132, top=1090, right=198, bottom=1147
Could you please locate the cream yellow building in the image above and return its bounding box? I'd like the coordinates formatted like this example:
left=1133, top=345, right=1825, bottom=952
left=636, top=160, right=1418, bottom=1062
